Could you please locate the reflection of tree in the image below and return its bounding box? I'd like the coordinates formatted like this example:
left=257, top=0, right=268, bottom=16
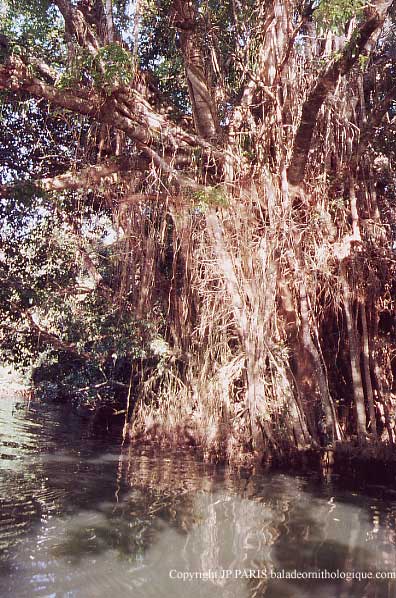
left=122, top=454, right=396, bottom=597
left=2, top=407, right=396, bottom=598
left=262, top=486, right=396, bottom=598
left=27, top=450, right=396, bottom=598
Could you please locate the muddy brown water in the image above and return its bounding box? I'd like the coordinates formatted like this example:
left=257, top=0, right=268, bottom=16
left=1, top=394, right=396, bottom=597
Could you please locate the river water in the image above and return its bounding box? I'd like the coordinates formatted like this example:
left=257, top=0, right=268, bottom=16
left=1, top=395, right=396, bottom=597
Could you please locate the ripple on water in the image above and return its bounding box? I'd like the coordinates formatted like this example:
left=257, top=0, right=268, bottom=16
left=1, top=395, right=396, bottom=597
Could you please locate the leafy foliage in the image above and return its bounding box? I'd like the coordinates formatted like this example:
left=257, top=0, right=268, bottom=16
left=313, top=0, right=367, bottom=32
left=0, top=189, right=162, bottom=406
left=0, top=0, right=65, bottom=66
left=57, top=43, right=135, bottom=93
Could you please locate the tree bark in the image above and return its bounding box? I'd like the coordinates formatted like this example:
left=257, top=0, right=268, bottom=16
left=0, top=158, right=136, bottom=197
left=172, top=0, right=219, bottom=140
left=360, top=301, right=377, bottom=438
left=299, top=281, right=340, bottom=443
left=104, top=0, right=115, bottom=43
left=341, top=266, right=367, bottom=442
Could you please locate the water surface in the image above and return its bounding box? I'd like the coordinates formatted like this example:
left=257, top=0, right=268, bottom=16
left=1, top=395, right=396, bottom=597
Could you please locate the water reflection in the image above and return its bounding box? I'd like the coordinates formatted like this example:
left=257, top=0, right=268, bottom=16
left=1, top=396, right=396, bottom=597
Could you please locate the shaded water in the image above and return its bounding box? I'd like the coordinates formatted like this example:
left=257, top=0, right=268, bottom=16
left=1, top=396, right=396, bottom=597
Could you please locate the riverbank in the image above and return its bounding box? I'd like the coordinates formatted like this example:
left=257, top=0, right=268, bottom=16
left=128, top=430, right=396, bottom=483
left=5, top=367, right=396, bottom=482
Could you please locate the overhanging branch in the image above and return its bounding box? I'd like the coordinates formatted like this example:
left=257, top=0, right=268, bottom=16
left=0, top=56, right=225, bottom=170
left=0, top=159, right=133, bottom=198
left=24, top=309, right=92, bottom=360
left=3, top=303, right=91, bottom=360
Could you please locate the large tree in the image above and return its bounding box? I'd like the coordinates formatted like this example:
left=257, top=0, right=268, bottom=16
left=1, top=0, right=396, bottom=461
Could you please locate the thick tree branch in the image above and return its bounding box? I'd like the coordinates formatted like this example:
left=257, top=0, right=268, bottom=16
left=0, top=158, right=133, bottom=198
left=24, top=309, right=91, bottom=360
left=0, top=56, right=225, bottom=169
left=0, top=132, right=202, bottom=202
left=0, top=57, right=99, bottom=113
left=3, top=303, right=91, bottom=360
left=287, top=0, right=395, bottom=186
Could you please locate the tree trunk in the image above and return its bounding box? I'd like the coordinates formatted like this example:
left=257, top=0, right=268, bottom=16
left=341, top=267, right=367, bottom=442
left=360, top=301, right=377, bottom=438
